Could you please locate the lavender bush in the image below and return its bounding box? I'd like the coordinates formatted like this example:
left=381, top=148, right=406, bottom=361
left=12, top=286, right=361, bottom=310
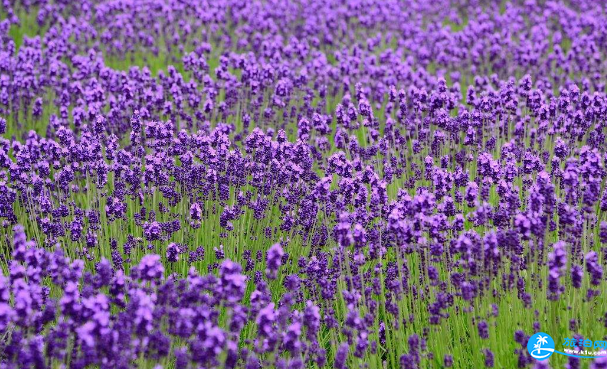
left=0, top=0, right=607, bottom=368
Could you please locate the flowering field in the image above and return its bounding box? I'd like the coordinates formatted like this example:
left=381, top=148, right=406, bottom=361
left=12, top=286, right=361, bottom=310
left=0, top=0, right=607, bottom=368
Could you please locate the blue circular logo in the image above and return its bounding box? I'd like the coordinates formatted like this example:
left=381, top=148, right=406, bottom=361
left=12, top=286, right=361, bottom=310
left=527, top=332, right=555, bottom=360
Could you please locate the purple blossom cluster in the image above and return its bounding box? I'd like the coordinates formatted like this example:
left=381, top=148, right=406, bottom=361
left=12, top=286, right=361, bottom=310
left=0, top=0, right=606, bottom=368
left=2, top=225, right=327, bottom=368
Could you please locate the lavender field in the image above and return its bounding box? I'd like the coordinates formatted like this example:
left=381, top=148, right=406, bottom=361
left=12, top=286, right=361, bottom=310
left=1, top=0, right=607, bottom=368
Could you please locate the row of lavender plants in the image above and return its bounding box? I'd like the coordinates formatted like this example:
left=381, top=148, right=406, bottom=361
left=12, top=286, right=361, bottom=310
left=1, top=0, right=607, bottom=368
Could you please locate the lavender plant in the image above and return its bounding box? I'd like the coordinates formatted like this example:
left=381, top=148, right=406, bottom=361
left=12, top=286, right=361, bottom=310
left=0, top=0, right=607, bottom=368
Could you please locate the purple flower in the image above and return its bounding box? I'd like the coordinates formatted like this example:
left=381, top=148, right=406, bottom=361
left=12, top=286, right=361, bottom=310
left=591, top=356, right=607, bottom=369
left=571, top=265, right=583, bottom=289
left=143, top=221, right=162, bottom=241
left=548, top=241, right=567, bottom=300
left=478, top=320, right=489, bottom=339
left=136, top=255, right=164, bottom=282
left=586, top=251, right=603, bottom=286
left=265, top=243, right=284, bottom=279
left=483, top=348, right=494, bottom=367
left=256, top=302, right=276, bottom=338
left=219, top=260, right=247, bottom=304
left=334, top=343, right=349, bottom=369
left=166, top=243, right=181, bottom=262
